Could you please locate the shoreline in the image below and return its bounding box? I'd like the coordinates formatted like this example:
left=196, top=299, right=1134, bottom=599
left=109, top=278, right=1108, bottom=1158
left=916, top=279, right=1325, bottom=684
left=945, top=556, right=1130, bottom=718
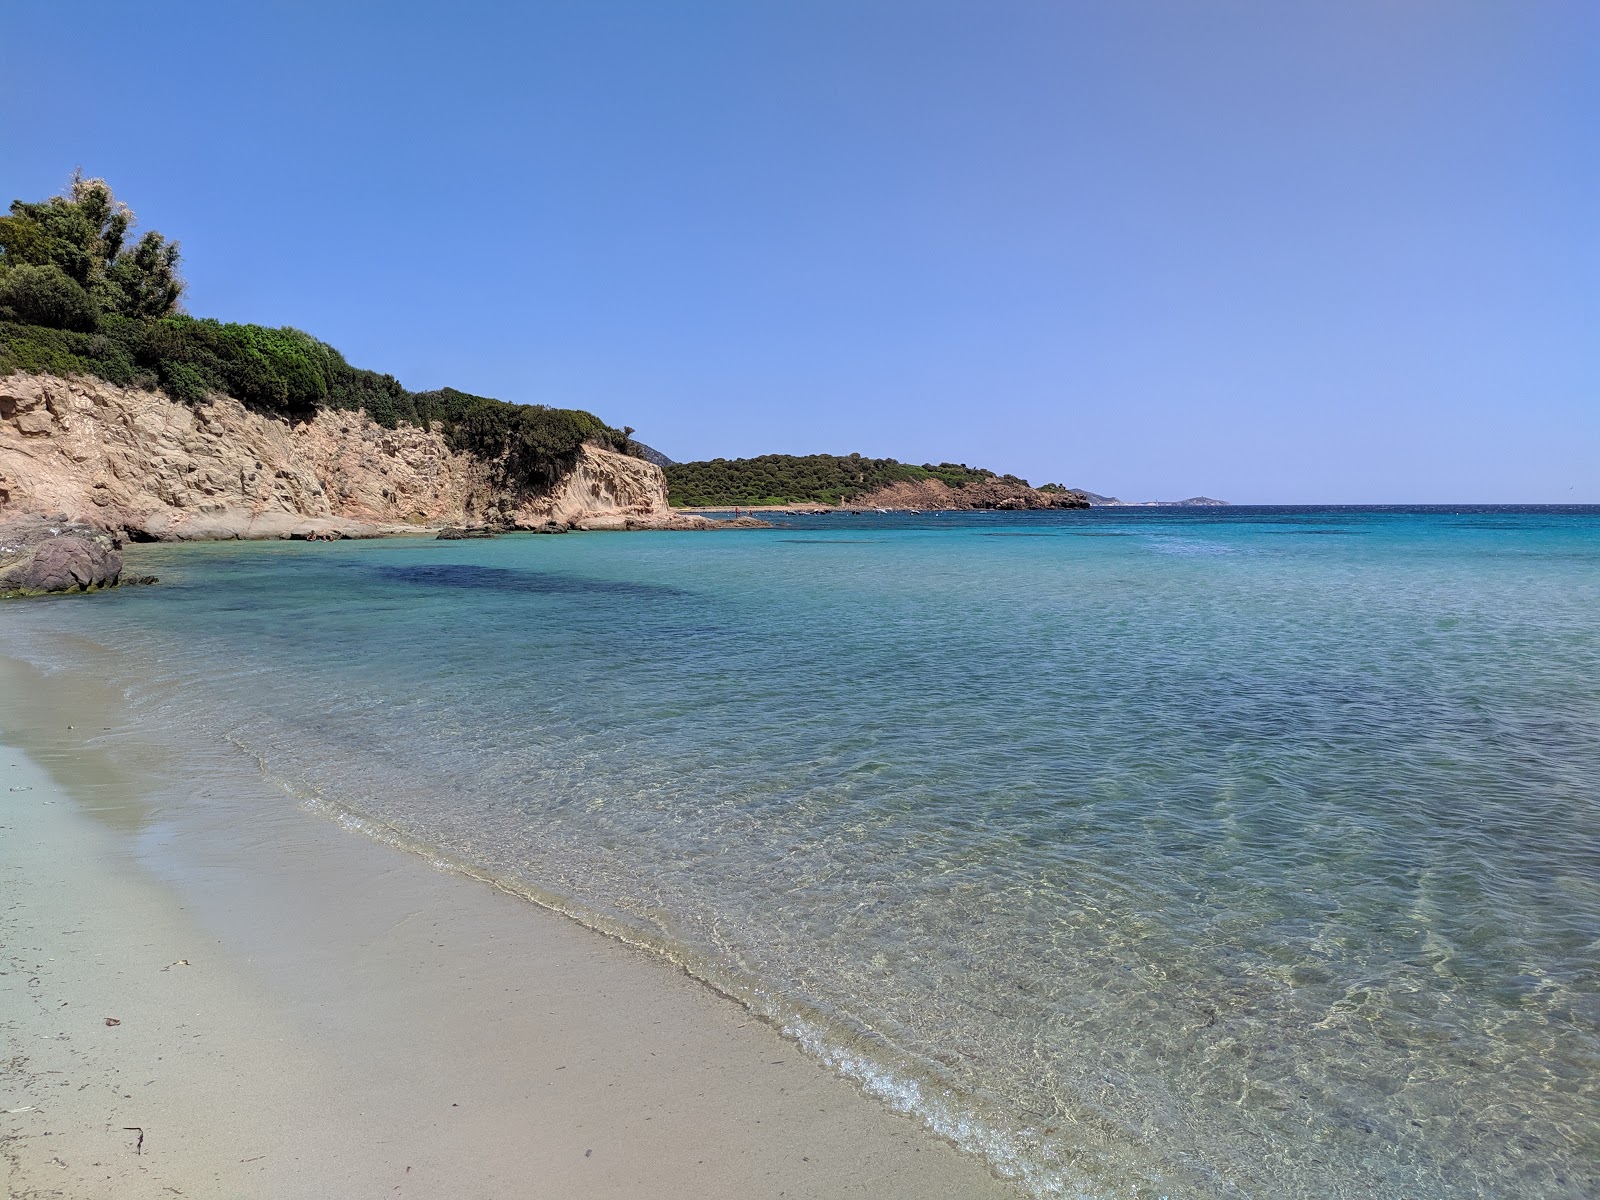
left=0, top=651, right=1017, bottom=1199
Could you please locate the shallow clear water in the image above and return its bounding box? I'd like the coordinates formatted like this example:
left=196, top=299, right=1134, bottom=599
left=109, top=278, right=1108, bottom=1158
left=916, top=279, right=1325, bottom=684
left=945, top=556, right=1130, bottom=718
left=5, top=506, right=1598, bottom=1197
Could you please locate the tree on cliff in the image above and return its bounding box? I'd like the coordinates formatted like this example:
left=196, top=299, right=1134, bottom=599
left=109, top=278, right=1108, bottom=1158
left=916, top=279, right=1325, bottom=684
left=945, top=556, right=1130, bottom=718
left=0, top=171, right=184, bottom=330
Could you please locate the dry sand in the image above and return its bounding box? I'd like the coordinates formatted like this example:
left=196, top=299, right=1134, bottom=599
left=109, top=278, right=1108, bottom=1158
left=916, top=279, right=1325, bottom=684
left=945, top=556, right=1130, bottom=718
left=0, top=653, right=1018, bottom=1199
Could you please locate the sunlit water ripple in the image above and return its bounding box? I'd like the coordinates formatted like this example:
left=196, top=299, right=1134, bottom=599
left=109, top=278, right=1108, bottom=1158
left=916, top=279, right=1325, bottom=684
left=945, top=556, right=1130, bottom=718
left=5, top=505, right=1597, bottom=1197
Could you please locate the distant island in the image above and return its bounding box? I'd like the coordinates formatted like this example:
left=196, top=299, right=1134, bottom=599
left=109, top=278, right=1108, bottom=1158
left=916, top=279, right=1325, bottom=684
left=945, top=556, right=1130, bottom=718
left=665, top=453, right=1089, bottom=509
left=1080, top=492, right=1229, bottom=507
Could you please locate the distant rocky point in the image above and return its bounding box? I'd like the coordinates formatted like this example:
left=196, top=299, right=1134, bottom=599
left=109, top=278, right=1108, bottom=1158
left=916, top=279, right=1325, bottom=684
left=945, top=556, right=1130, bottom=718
left=665, top=453, right=1087, bottom=509
left=853, top=477, right=1088, bottom=511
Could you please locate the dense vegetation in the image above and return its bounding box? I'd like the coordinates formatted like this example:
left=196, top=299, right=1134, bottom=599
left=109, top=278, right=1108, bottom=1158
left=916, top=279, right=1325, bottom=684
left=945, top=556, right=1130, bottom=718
left=664, top=453, right=1013, bottom=506
left=0, top=175, right=637, bottom=487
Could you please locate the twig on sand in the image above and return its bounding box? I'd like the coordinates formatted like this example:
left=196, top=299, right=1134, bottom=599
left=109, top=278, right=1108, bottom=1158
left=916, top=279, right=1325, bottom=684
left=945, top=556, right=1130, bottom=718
left=123, top=1126, right=144, bottom=1154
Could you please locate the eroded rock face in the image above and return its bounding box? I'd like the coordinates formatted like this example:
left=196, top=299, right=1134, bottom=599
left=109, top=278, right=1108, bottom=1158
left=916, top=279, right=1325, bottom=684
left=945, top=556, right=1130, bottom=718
left=0, top=513, right=123, bottom=595
left=0, top=373, right=676, bottom=539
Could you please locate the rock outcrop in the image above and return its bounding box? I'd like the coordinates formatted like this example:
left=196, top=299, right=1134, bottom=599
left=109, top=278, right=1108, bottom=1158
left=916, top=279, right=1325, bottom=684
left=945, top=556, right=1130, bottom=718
left=0, top=513, right=124, bottom=596
left=435, top=526, right=498, bottom=540
left=0, top=373, right=739, bottom=541
left=852, top=477, right=1090, bottom=511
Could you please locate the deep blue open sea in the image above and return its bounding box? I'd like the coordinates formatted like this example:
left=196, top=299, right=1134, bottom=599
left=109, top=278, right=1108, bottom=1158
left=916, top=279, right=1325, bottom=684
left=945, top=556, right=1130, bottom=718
left=4, top=505, right=1597, bottom=1197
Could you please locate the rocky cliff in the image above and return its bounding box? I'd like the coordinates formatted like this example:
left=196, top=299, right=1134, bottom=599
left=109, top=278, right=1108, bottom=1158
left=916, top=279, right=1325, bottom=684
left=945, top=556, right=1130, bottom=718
left=0, top=373, right=696, bottom=540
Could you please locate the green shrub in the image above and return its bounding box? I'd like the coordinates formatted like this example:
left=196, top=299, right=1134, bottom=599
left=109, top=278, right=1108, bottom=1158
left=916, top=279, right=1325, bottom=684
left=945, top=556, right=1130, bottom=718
left=133, top=318, right=331, bottom=416
left=156, top=359, right=211, bottom=404
left=412, top=388, right=622, bottom=487
left=0, top=319, right=141, bottom=384
left=0, top=264, right=99, bottom=332
left=216, top=323, right=331, bottom=415
left=924, top=462, right=997, bottom=489
left=325, top=361, right=412, bottom=428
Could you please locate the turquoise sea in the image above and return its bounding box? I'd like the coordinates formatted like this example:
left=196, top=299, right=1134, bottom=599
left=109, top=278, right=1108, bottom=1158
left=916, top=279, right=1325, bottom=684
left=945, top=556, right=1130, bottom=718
left=4, top=505, right=1597, bottom=1197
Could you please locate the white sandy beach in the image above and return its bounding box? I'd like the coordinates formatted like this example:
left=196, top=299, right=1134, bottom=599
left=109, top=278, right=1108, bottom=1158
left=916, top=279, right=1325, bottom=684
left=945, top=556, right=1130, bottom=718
left=0, top=653, right=1017, bottom=1199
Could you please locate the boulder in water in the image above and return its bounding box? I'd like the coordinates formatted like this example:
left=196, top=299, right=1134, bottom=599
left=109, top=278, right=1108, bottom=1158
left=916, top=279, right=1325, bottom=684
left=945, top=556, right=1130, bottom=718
left=0, top=513, right=124, bottom=596
left=436, top=526, right=497, bottom=540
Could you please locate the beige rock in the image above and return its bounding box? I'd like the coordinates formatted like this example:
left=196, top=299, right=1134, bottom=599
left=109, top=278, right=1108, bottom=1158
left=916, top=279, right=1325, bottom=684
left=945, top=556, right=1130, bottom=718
left=14, top=409, right=55, bottom=436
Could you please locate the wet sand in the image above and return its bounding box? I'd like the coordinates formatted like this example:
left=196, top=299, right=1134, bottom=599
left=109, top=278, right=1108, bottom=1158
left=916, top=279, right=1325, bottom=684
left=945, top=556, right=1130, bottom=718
left=0, top=652, right=1017, bottom=1199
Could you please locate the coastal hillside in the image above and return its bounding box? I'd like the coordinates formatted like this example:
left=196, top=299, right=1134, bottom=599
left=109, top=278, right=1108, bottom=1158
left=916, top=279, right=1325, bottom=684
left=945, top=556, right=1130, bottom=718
left=0, top=174, right=679, bottom=537
left=666, top=452, right=1089, bottom=508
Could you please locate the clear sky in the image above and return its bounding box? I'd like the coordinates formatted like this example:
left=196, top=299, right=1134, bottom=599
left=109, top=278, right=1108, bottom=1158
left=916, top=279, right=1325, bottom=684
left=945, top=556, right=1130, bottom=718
left=6, top=1, right=1596, bottom=502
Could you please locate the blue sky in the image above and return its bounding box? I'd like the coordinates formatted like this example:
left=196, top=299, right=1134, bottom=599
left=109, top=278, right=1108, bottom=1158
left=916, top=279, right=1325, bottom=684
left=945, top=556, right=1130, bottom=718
left=5, top=1, right=1595, bottom=501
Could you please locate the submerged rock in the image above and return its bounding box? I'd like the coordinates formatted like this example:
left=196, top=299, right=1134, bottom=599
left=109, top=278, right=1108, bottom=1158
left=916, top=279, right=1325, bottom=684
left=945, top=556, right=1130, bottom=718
left=436, top=526, right=497, bottom=540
